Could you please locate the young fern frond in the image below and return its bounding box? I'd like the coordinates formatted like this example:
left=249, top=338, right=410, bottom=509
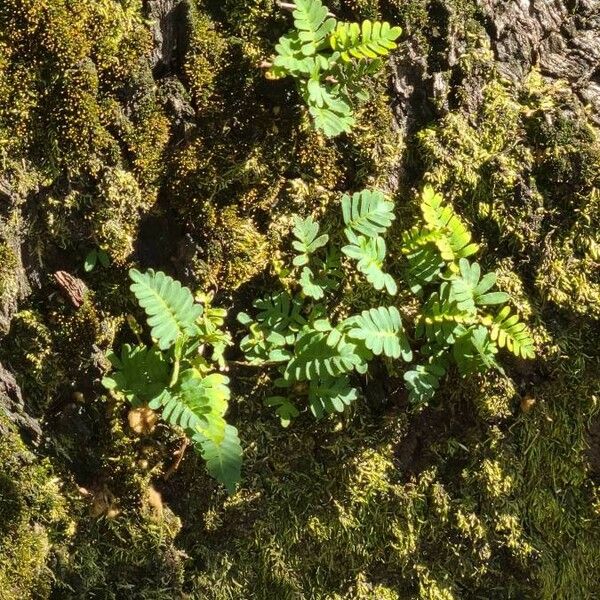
left=403, top=353, right=448, bottom=405
left=129, top=269, right=203, bottom=350
left=452, top=326, right=500, bottom=376
left=490, top=306, right=536, bottom=359
left=292, top=215, right=329, bottom=266
left=329, top=20, right=402, bottom=61
left=342, top=234, right=397, bottom=295
left=102, top=344, right=170, bottom=407
left=341, top=189, right=395, bottom=238
left=344, top=306, right=412, bottom=360
left=420, top=186, right=479, bottom=266
left=283, top=329, right=369, bottom=382
left=292, top=0, right=336, bottom=55
left=190, top=424, right=242, bottom=494
left=308, top=375, right=359, bottom=418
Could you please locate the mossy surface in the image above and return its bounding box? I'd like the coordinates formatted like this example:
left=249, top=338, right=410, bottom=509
left=0, top=0, right=599, bottom=598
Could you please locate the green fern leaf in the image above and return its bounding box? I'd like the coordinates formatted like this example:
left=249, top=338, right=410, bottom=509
left=403, top=353, right=448, bottom=405
left=418, top=283, right=473, bottom=345
left=292, top=215, right=329, bottom=266
left=345, top=306, right=412, bottom=360
left=253, top=292, right=307, bottom=332
left=265, top=396, right=300, bottom=427
left=150, top=370, right=230, bottom=438
left=450, top=259, right=510, bottom=312
left=453, top=326, right=500, bottom=375
left=341, top=189, right=395, bottom=237
left=420, top=186, right=478, bottom=265
left=292, top=0, right=336, bottom=55
left=190, top=424, right=242, bottom=494
left=309, top=375, right=359, bottom=418
left=129, top=269, right=203, bottom=350
left=284, top=329, right=369, bottom=382
left=102, top=344, right=170, bottom=407
left=329, top=20, right=402, bottom=61
left=342, top=234, right=397, bottom=294
left=490, top=306, right=535, bottom=359
left=308, top=100, right=355, bottom=137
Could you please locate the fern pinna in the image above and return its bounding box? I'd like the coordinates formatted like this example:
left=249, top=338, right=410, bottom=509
left=103, top=269, right=241, bottom=493
left=401, top=186, right=536, bottom=405
left=268, top=0, right=402, bottom=136
left=238, top=189, right=412, bottom=426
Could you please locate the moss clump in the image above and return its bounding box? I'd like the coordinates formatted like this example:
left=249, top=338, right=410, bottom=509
left=91, top=167, right=147, bottom=266
left=0, top=242, right=19, bottom=304
left=0, top=416, right=74, bottom=600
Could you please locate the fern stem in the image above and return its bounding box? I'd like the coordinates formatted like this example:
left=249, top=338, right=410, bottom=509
left=170, top=356, right=180, bottom=388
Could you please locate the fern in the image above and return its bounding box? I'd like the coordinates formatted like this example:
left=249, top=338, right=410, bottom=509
left=329, top=20, right=402, bottom=61
left=292, top=215, right=329, bottom=266
left=403, top=351, right=448, bottom=405
left=308, top=375, right=359, bottom=418
left=345, top=306, right=412, bottom=360
left=342, top=234, right=397, bottom=295
left=284, top=328, right=368, bottom=382
left=265, top=395, right=300, bottom=427
left=102, top=344, right=170, bottom=407
left=341, top=189, right=395, bottom=237
left=292, top=0, right=335, bottom=55
left=129, top=269, right=203, bottom=350
left=308, top=99, right=355, bottom=137
left=190, top=425, right=242, bottom=494
left=269, top=0, right=401, bottom=136
left=420, top=186, right=478, bottom=266
left=452, top=326, right=500, bottom=376
left=490, top=306, right=536, bottom=359
left=104, top=270, right=242, bottom=493
left=399, top=186, right=535, bottom=404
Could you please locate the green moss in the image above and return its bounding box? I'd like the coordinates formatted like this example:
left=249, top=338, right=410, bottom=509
left=0, top=416, right=74, bottom=600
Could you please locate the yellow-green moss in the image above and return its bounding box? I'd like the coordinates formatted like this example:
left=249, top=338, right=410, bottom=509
left=0, top=417, right=74, bottom=600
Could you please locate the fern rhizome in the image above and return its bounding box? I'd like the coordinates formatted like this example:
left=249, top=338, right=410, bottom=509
left=103, top=187, right=535, bottom=491
left=268, top=0, right=402, bottom=136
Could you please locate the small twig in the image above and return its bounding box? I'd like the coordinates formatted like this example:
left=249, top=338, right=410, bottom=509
left=163, top=438, right=189, bottom=480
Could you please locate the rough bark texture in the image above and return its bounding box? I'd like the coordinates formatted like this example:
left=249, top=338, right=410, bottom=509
left=480, top=0, right=600, bottom=120
left=390, top=0, right=600, bottom=136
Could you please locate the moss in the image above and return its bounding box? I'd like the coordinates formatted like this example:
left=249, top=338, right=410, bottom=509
left=0, top=416, right=74, bottom=600
left=0, top=242, right=19, bottom=303
left=91, top=167, right=146, bottom=265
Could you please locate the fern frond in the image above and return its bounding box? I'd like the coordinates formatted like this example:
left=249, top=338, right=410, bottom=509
left=292, top=0, right=336, bottom=55
left=418, top=283, right=473, bottom=345
left=345, top=306, right=412, bottom=360
left=265, top=396, right=300, bottom=427
left=308, top=96, right=355, bottom=136
left=308, top=375, right=359, bottom=418
left=453, top=326, right=500, bottom=375
left=342, top=235, right=397, bottom=295
left=329, top=20, right=402, bottom=61
left=129, top=269, right=203, bottom=350
left=420, top=186, right=479, bottom=265
left=149, top=370, right=231, bottom=438
left=490, top=306, right=535, bottom=359
left=253, top=292, right=307, bottom=332
left=292, top=215, right=329, bottom=266
left=450, top=258, right=509, bottom=312
left=190, top=424, right=242, bottom=494
left=403, top=353, right=448, bottom=405
left=102, top=344, right=170, bottom=406
left=284, top=329, right=368, bottom=382
left=341, top=189, right=395, bottom=237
